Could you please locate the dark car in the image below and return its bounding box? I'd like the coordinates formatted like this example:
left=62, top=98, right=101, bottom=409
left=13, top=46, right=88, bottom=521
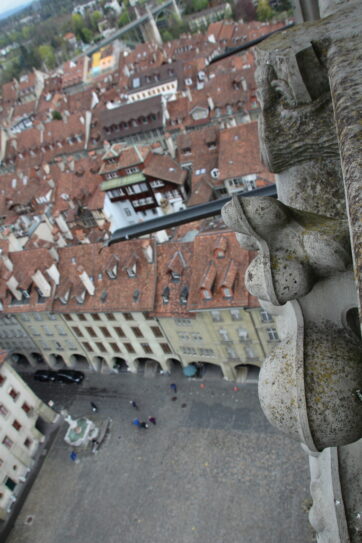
left=34, top=370, right=57, bottom=382
left=55, top=369, right=85, bottom=384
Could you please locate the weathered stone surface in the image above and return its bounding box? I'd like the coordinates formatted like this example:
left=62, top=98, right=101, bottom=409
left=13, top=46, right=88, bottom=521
left=222, top=195, right=351, bottom=305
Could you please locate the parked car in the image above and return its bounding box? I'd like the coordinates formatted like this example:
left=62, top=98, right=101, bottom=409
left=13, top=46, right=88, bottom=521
left=34, top=370, right=57, bottom=382
left=55, top=369, right=85, bottom=384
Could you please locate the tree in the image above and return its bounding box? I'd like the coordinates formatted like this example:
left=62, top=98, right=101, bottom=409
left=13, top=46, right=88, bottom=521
left=38, top=44, right=56, bottom=70
left=80, top=27, right=93, bottom=44
left=90, top=10, right=102, bottom=32
left=71, top=13, right=85, bottom=39
left=256, top=0, right=274, bottom=20
left=118, top=10, right=131, bottom=28
left=52, top=110, right=63, bottom=120
left=232, top=0, right=257, bottom=22
left=183, top=0, right=208, bottom=15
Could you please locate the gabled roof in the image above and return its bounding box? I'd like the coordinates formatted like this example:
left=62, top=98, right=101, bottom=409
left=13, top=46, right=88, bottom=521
left=143, top=154, right=187, bottom=185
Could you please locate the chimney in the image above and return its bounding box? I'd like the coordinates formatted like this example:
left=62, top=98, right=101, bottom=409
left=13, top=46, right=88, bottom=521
left=48, top=247, right=59, bottom=262
left=32, top=270, right=51, bottom=297
left=46, top=263, right=60, bottom=285
left=242, top=78, right=247, bottom=91
left=186, top=87, right=192, bottom=102
left=207, top=95, right=214, bottom=110
left=1, top=253, right=13, bottom=272
left=77, top=266, right=95, bottom=296
left=55, top=215, right=73, bottom=240
left=165, top=133, right=175, bottom=158
left=6, top=276, right=22, bottom=300
left=142, top=241, right=153, bottom=263
left=43, top=163, right=50, bottom=174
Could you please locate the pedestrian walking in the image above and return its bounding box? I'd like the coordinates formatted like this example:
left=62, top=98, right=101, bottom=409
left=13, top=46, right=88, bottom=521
left=90, top=401, right=98, bottom=412
left=148, top=417, right=156, bottom=425
left=70, top=451, right=79, bottom=463
left=130, top=400, right=138, bottom=409
left=170, top=383, right=177, bottom=393
left=139, top=421, right=149, bottom=429
left=133, top=418, right=141, bottom=427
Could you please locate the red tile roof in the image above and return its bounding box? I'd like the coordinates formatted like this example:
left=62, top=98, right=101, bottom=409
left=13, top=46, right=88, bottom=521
left=187, top=231, right=258, bottom=310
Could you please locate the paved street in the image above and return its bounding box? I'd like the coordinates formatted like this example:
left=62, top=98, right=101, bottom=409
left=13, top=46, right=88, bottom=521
left=7, top=372, right=313, bottom=543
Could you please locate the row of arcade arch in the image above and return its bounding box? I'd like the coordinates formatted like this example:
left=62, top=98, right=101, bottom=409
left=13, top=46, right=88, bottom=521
left=11, top=351, right=260, bottom=381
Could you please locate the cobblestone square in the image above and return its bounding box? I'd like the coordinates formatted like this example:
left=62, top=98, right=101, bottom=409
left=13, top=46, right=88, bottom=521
left=7, top=373, right=313, bottom=543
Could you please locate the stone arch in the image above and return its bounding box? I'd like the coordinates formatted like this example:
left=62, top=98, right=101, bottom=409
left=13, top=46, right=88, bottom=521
left=92, top=355, right=111, bottom=373
left=233, top=364, right=260, bottom=383
left=112, top=356, right=129, bottom=373
left=70, top=353, right=91, bottom=370
left=165, top=357, right=183, bottom=375
left=11, top=352, right=32, bottom=368
left=30, top=352, right=47, bottom=367
left=197, top=361, right=224, bottom=380
left=134, top=357, right=162, bottom=377
left=49, top=353, right=67, bottom=369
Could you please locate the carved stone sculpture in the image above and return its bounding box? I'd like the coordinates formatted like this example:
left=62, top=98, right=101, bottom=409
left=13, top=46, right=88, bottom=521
left=222, top=1, right=362, bottom=541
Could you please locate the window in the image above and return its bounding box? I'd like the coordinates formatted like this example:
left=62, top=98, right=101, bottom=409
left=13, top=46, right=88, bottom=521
left=106, top=313, right=115, bottom=321
left=86, top=327, right=97, bottom=338
left=0, top=403, right=9, bottom=417
left=8, top=388, right=19, bottom=401
left=238, top=328, right=249, bottom=341
left=124, top=313, right=133, bottom=321
left=192, top=333, right=202, bottom=341
left=96, top=342, right=107, bottom=353
left=132, top=327, right=143, bottom=338
left=230, top=309, right=242, bottom=321
left=226, top=347, right=238, bottom=359
left=267, top=328, right=279, bottom=341
left=219, top=328, right=230, bottom=342
left=21, top=402, right=32, bottom=415
left=151, top=326, right=163, bottom=338
left=115, top=327, right=125, bottom=338
left=174, top=318, right=192, bottom=326
left=181, top=346, right=197, bottom=355
left=83, top=342, right=93, bottom=353
left=91, top=314, right=101, bottom=321
left=100, top=327, right=111, bottom=338
left=2, top=436, right=13, bottom=449
left=24, top=438, right=32, bottom=449
left=160, top=343, right=171, bottom=354
left=12, top=420, right=22, bottom=431
left=245, top=346, right=257, bottom=359
left=42, top=325, right=53, bottom=336
left=141, top=343, right=152, bottom=354
left=72, top=326, right=83, bottom=337
left=110, top=343, right=120, bottom=353
left=211, top=310, right=222, bottom=322
left=199, top=348, right=215, bottom=357
left=260, top=309, right=273, bottom=322
left=124, top=343, right=135, bottom=354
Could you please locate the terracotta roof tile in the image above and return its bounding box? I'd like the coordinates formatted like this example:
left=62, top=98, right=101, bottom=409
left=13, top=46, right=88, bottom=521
left=187, top=231, right=258, bottom=310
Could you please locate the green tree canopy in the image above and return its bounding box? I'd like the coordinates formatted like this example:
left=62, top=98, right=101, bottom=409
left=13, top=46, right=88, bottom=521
left=38, top=44, right=56, bottom=69
left=256, top=0, right=274, bottom=20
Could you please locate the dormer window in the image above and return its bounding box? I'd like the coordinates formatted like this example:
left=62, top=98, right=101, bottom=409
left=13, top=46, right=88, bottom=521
left=221, top=287, right=232, bottom=299
left=202, top=288, right=212, bottom=300
left=106, top=255, right=119, bottom=279
left=127, top=263, right=137, bottom=278
left=180, top=286, right=188, bottom=305
left=162, top=286, right=170, bottom=304
left=59, top=290, right=70, bottom=305
left=171, top=271, right=180, bottom=282
left=75, top=289, right=86, bottom=304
